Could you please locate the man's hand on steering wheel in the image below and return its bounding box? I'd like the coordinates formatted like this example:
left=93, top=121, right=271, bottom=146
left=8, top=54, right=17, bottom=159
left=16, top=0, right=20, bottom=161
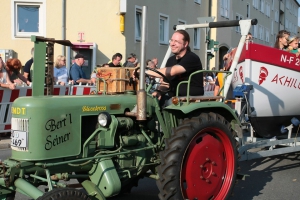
left=133, top=66, right=172, bottom=93
left=151, top=90, right=162, bottom=100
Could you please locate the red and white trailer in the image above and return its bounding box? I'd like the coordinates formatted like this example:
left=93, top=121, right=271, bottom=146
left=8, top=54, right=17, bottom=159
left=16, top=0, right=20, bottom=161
left=229, top=42, right=300, bottom=138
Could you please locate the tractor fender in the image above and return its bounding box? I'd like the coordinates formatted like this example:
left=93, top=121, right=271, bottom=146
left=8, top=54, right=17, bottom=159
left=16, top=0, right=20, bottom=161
left=164, top=101, right=242, bottom=137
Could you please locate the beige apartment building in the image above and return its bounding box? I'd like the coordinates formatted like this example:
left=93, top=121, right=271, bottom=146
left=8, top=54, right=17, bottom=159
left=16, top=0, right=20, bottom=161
left=0, top=0, right=299, bottom=75
left=0, top=0, right=210, bottom=75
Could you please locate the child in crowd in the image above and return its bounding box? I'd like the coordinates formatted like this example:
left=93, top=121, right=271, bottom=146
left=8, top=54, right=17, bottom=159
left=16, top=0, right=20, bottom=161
left=287, top=36, right=300, bottom=55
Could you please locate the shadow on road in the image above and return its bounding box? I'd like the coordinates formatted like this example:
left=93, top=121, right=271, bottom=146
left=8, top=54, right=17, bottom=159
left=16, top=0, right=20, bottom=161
left=231, top=152, right=300, bottom=200
left=111, top=177, right=159, bottom=200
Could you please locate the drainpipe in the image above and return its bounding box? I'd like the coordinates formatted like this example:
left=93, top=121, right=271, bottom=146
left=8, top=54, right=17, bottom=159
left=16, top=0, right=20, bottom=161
left=209, top=0, right=211, bottom=17
left=206, top=0, right=212, bottom=70
left=62, top=0, right=66, bottom=56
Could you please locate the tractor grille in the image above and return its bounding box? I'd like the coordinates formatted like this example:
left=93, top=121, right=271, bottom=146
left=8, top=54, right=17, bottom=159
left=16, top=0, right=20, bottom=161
left=11, top=118, right=29, bottom=152
left=11, top=118, right=29, bottom=132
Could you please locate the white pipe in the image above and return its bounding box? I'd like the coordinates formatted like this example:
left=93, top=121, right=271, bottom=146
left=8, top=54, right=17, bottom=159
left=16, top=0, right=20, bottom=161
left=139, top=6, right=147, bottom=89
left=223, top=20, right=252, bottom=99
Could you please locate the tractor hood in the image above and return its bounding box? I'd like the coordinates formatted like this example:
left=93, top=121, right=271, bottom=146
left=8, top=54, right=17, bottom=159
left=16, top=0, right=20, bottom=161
left=10, top=94, right=156, bottom=161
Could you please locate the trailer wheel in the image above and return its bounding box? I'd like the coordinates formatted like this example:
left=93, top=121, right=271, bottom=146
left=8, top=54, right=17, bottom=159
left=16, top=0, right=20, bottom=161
left=37, top=188, right=91, bottom=200
left=156, top=112, right=240, bottom=200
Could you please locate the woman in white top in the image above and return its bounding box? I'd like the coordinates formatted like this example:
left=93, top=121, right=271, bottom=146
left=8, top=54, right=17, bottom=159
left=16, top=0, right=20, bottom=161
left=0, top=57, right=15, bottom=90
left=54, top=55, right=69, bottom=85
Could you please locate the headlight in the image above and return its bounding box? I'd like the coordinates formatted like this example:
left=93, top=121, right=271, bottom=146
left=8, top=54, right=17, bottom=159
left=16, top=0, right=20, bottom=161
left=98, top=112, right=111, bottom=127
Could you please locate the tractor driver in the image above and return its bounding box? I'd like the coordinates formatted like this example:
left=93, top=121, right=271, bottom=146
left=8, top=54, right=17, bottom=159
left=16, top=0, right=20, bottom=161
left=137, top=30, right=204, bottom=105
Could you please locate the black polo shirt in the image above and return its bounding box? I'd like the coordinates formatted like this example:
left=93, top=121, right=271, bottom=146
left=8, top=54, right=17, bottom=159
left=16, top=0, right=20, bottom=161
left=166, top=51, right=204, bottom=96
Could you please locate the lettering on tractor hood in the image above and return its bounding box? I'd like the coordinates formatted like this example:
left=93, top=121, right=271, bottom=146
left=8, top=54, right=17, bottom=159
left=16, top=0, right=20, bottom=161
left=82, top=106, right=107, bottom=112
left=45, top=114, right=72, bottom=132
left=11, top=107, right=26, bottom=115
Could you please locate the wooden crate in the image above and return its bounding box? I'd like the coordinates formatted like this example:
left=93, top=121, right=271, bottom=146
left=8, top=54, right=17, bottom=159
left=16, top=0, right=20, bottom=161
left=96, top=67, right=139, bottom=94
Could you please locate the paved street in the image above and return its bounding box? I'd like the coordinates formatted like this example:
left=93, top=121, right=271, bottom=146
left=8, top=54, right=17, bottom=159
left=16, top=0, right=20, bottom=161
left=0, top=148, right=300, bottom=200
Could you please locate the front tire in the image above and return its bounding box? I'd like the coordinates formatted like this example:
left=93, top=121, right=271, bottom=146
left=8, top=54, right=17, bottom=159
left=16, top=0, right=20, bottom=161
left=157, top=112, right=240, bottom=200
left=36, top=188, right=91, bottom=200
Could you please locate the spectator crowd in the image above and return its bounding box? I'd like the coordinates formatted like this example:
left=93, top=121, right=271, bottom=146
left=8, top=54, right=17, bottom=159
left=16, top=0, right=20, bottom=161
left=1, top=29, right=298, bottom=98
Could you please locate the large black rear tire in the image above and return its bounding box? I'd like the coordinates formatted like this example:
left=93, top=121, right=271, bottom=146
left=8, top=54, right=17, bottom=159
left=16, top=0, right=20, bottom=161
left=36, top=188, right=91, bottom=200
left=156, top=112, right=240, bottom=200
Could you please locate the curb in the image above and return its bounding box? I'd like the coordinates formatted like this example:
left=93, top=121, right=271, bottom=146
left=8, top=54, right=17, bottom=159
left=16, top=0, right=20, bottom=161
left=0, top=138, right=11, bottom=149
left=0, top=143, right=10, bottom=149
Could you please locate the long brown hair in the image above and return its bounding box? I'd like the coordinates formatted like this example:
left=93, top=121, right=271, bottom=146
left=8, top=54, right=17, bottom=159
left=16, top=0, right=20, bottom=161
left=274, top=30, right=290, bottom=49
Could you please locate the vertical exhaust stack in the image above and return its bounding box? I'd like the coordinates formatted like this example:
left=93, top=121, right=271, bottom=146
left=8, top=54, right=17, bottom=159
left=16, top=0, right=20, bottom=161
left=136, top=6, right=147, bottom=121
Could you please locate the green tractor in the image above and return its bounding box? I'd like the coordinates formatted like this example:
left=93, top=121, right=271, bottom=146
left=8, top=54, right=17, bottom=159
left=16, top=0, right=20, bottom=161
left=0, top=12, right=257, bottom=200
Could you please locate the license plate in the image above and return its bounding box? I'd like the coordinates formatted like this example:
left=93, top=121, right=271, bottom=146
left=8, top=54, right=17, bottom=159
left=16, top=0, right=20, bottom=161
left=11, top=131, right=27, bottom=148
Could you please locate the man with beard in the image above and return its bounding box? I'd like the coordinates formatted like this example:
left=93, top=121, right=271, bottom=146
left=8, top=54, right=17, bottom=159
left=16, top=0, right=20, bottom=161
left=144, top=30, right=203, bottom=103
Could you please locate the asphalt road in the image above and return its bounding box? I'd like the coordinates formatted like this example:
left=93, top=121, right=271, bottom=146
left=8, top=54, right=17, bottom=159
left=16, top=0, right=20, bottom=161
left=0, top=148, right=300, bottom=200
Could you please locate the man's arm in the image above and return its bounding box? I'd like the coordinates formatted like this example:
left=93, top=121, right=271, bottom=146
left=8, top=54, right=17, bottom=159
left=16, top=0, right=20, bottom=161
left=17, top=74, right=31, bottom=86
left=0, top=82, right=15, bottom=90
left=23, top=65, right=30, bottom=79
left=145, top=65, right=186, bottom=78
left=69, top=67, right=80, bottom=83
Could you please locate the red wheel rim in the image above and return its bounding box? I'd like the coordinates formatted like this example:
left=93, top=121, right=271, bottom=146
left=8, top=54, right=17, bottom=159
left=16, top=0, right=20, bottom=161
left=181, top=128, right=235, bottom=200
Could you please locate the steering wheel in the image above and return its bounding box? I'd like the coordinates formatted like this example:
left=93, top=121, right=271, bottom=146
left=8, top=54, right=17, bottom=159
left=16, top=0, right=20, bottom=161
left=134, top=67, right=173, bottom=93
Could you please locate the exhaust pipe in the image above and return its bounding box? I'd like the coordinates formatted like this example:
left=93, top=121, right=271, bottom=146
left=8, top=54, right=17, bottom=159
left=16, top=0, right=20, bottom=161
left=137, top=6, right=147, bottom=121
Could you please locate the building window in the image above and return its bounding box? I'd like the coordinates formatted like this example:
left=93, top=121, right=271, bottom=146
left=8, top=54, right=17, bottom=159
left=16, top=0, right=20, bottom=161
left=266, top=2, right=270, bottom=17
left=246, top=4, right=250, bottom=18
left=265, top=29, right=270, bottom=42
left=286, top=0, right=290, bottom=10
left=193, top=28, right=200, bottom=50
left=260, top=0, right=264, bottom=12
left=159, top=14, right=169, bottom=44
left=274, top=10, right=279, bottom=22
left=235, top=14, right=243, bottom=33
left=135, top=6, right=142, bottom=41
left=285, top=19, right=288, bottom=30
left=220, top=0, right=230, bottom=19
left=253, top=0, right=258, bottom=9
left=194, top=0, right=201, bottom=4
left=11, top=0, right=46, bottom=38
left=271, top=20, right=274, bottom=35
left=258, top=25, right=264, bottom=41
left=253, top=25, right=258, bottom=38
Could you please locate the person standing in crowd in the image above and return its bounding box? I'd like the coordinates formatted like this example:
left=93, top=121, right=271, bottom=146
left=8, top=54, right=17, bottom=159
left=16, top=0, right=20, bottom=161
left=274, top=30, right=290, bottom=50
left=152, top=57, right=158, bottom=68
left=0, top=57, right=15, bottom=89
left=54, top=55, right=71, bottom=85
left=23, top=47, right=34, bottom=82
left=108, top=53, right=123, bottom=67
left=123, top=53, right=137, bottom=67
left=145, top=60, right=159, bottom=93
left=6, top=58, right=31, bottom=86
left=69, top=54, right=95, bottom=85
